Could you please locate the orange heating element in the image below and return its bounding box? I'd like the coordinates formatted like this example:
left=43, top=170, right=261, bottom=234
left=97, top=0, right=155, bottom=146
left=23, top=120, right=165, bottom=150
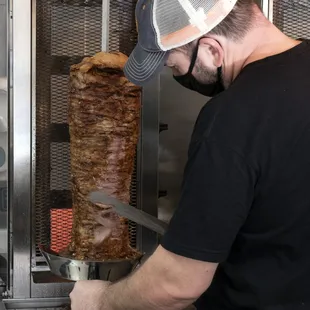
left=50, top=209, right=73, bottom=253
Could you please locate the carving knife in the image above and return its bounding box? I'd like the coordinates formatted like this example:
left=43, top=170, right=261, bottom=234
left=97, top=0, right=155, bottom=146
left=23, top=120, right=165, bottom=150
left=89, top=191, right=169, bottom=236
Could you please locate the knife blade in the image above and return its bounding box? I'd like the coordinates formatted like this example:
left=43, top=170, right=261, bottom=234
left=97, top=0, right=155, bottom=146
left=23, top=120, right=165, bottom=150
left=89, top=191, right=169, bottom=235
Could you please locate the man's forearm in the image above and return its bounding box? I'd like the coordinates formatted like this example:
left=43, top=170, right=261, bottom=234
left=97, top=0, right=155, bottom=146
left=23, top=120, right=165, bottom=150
left=70, top=246, right=215, bottom=309
left=104, top=260, right=195, bottom=310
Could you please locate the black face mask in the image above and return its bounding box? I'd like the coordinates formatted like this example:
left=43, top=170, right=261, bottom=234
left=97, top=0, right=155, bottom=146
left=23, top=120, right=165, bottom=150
left=173, top=42, right=225, bottom=97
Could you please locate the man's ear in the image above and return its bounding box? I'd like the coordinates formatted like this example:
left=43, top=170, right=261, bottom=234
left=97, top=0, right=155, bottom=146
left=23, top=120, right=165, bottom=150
left=199, top=37, right=224, bottom=67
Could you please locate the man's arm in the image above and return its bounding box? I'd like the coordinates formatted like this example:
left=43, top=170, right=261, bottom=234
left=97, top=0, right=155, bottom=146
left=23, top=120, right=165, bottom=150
left=71, top=245, right=217, bottom=310
left=105, top=245, right=218, bottom=310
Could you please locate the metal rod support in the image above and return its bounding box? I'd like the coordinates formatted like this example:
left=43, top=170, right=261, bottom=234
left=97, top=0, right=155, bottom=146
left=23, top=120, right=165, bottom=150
left=102, top=0, right=110, bottom=51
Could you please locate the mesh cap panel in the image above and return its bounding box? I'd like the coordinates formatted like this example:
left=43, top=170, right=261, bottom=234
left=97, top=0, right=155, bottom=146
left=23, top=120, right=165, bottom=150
left=156, top=0, right=190, bottom=36
left=154, top=0, right=238, bottom=50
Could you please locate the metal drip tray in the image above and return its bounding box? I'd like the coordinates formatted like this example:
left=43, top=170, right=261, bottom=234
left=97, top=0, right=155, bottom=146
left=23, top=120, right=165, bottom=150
left=39, top=245, right=143, bottom=282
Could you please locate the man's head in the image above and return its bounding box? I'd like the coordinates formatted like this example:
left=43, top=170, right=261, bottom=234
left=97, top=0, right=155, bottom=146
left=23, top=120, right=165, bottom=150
left=124, top=0, right=264, bottom=93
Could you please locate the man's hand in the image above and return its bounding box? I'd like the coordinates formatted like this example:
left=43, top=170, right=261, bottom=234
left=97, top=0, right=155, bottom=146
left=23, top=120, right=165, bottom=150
left=70, top=280, right=110, bottom=310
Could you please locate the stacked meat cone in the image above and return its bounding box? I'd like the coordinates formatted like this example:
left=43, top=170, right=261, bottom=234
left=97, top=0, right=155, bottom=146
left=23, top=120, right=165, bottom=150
left=65, top=52, right=141, bottom=261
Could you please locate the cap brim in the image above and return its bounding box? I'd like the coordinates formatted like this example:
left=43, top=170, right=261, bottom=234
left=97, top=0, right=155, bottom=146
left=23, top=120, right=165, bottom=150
left=124, top=43, right=168, bottom=86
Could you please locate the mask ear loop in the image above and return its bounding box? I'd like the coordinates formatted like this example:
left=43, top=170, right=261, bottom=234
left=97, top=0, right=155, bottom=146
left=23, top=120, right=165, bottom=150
left=217, top=66, right=224, bottom=88
left=186, top=40, right=200, bottom=75
left=217, top=66, right=222, bottom=78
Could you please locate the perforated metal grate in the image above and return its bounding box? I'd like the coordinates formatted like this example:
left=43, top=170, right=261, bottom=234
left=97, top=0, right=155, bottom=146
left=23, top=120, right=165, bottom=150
left=50, top=209, right=73, bottom=253
left=109, top=0, right=138, bottom=55
left=34, top=0, right=139, bottom=262
left=51, top=5, right=102, bottom=56
left=273, top=0, right=310, bottom=39
left=50, top=143, right=70, bottom=190
left=51, top=76, right=69, bottom=124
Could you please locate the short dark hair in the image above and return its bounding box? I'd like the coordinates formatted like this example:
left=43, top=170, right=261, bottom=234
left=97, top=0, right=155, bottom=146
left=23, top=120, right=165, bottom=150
left=209, top=0, right=258, bottom=41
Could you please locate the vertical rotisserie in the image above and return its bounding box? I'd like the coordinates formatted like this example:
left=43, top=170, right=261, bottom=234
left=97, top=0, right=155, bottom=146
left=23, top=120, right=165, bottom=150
left=67, top=52, right=141, bottom=260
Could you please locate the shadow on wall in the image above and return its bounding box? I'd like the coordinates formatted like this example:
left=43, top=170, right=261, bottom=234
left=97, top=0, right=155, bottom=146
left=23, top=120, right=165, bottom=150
left=158, top=67, right=210, bottom=223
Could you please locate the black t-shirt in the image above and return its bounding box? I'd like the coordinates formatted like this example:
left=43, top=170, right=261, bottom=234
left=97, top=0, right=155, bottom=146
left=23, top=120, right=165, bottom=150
left=160, top=40, right=310, bottom=310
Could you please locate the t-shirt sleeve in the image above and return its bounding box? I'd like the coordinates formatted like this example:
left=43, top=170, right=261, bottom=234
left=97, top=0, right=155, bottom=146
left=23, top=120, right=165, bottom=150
left=160, top=139, right=256, bottom=263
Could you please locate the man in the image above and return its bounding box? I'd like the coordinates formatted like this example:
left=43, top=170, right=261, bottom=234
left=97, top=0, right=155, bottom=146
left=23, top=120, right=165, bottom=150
left=70, top=0, right=310, bottom=309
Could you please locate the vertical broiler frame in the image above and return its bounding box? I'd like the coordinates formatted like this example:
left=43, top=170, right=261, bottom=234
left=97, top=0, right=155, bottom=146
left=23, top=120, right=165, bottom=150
left=9, top=0, right=160, bottom=305
left=6, top=0, right=310, bottom=308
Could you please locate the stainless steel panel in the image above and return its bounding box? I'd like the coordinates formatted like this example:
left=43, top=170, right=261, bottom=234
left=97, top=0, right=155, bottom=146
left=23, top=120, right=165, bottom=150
left=11, top=0, right=32, bottom=298
left=30, top=282, right=73, bottom=299
left=4, top=297, right=69, bottom=309
left=0, top=4, right=7, bottom=76
left=0, top=181, right=8, bottom=285
left=158, top=68, right=206, bottom=225
left=0, top=301, right=5, bottom=310
left=0, top=0, right=8, bottom=288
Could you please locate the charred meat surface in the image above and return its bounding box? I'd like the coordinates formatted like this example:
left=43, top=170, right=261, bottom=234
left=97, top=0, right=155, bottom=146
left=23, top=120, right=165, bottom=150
left=67, top=52, right=141, bottom=261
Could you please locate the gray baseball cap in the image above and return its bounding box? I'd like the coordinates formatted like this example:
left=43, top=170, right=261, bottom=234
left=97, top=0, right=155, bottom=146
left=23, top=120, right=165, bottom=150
left=124, top=0, right=238, bottom=86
